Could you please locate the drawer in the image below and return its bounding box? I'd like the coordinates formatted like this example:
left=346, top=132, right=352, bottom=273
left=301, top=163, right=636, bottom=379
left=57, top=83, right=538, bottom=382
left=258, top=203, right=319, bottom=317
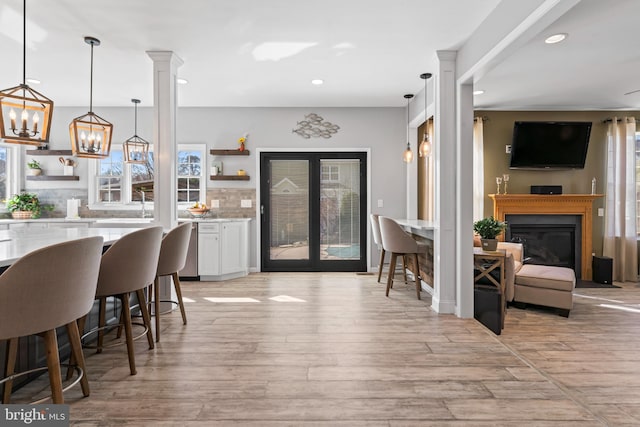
left=198, top=223, right=219, bottom=233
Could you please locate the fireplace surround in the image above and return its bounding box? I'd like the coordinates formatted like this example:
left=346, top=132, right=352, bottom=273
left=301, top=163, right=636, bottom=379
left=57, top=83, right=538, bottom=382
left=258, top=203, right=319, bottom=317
left=490, top=194, right=602, bottom=280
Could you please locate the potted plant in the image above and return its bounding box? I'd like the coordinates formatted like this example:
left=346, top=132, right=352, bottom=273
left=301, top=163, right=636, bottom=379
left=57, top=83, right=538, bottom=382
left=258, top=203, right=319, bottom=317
left=473, top=216, right=507, bottom=251
left=27, top=159, right=42, bottom=176
left=6, top=192, right=48, bottom=219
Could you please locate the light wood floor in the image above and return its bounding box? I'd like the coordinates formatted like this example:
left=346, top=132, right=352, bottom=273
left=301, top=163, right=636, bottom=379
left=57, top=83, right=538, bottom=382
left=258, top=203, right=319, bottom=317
left=12, top=273, right=640, bottom=426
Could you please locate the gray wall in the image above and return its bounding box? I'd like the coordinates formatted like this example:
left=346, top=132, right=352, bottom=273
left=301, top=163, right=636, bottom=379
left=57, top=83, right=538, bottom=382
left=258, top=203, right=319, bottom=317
left=25, top=106, right=408, bottom=270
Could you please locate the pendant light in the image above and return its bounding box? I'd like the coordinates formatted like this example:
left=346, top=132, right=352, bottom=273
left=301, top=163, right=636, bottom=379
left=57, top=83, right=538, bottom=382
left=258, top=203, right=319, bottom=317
left=418, top=73, right=432, bottom=157
left=123, top=99, right=150, bottom=164
left=402, top=94, right=414, bottom=163
left=0, top=0, right=54, bottom=146
left=69, top=37, right=113, bottom=159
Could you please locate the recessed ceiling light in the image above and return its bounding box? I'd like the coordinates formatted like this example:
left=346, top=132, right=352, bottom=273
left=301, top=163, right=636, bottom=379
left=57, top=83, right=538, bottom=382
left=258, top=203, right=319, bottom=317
left=177, top=78, right=188, bottom=85
left=26, top=78, right=40, bottom=85
left=311, top=79, right=324, bottom=85
left=473, top=90, right=485, bottom=95
left=545, top=33, right=567, bottom=44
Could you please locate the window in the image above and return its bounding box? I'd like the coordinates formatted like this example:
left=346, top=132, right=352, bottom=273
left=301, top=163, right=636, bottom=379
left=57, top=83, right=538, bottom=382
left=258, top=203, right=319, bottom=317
left=177, top=144, right=205, bottom=205
left=90, top=147, right=154, bottom=208
left=90, top=143, right=204, bottom=210
left=0, top=144, right=18, bottom=206
left=320, top=164, right=339, bottom=182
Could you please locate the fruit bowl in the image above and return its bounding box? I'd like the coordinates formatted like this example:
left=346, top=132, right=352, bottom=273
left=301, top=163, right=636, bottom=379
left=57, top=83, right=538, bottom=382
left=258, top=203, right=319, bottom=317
left=187, top=207, right=210, bottom=218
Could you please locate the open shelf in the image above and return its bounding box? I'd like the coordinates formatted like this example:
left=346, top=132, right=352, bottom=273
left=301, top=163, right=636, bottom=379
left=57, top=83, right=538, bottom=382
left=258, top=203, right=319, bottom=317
left=26, top=175, right=79, bottom=181
left=210, top=149, right=250, bottom=156
left=26, top=149, right=74, bottom=156
left=210, top=175, right=250, bottom=181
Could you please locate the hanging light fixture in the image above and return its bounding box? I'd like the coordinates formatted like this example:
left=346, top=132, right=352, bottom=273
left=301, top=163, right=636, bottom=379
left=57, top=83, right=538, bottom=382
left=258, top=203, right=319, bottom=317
left=123, top=99, right=149, bottom=164
left=402, top=94, right=414, bottom=163
left=0, top=0, right=54, bottom=146
left=69, top=36, right=112, bottom=159
left=418, top=73, right=432, bottom=157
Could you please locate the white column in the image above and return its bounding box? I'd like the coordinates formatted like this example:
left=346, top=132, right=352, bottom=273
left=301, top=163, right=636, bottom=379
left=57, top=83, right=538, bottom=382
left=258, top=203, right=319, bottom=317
left=432, top=50, right=457, bottom=314
left=146, top=51, right=183, bottom=311
left=146, top=51, right=183, bottom=230
left=456, top=82, right=475, bottom=318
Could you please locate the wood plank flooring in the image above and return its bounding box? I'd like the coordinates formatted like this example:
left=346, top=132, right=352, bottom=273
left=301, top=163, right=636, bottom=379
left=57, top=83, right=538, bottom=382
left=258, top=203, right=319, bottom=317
left=10, top=273, right=640, bottom=425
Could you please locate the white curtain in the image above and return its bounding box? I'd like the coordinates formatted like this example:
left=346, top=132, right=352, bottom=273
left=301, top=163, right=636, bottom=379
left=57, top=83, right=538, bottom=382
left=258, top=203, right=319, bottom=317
left=603, top=117, right=637, bottom=282
left=473, top=118, right=484, bottom=221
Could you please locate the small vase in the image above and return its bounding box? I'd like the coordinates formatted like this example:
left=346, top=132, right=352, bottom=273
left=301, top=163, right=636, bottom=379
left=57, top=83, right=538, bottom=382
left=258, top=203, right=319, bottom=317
left=28, top=168, right=42, bottom=176
left=239, top=142, right=245, bottom=152
left=481, top=238, right=498, bottom=251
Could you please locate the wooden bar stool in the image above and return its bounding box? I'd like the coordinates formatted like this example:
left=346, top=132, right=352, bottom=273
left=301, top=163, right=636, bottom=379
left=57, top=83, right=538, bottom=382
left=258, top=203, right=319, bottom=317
left=151, top=222, right=191, bottom=342
left=379, top=216, right=427, bottom=300
left=0, top=237, right=104, bottom=404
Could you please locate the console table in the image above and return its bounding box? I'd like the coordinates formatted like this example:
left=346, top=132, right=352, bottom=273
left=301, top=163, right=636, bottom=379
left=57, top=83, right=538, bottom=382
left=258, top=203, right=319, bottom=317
left=473, top=247, right=507, bottom=331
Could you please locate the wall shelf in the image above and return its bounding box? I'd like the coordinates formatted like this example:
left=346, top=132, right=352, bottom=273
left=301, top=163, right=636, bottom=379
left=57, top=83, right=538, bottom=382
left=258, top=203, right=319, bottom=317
left=26, top=175, right=79, bottom=181
left=210, top=175, right=250, bottom=181
left=210, top=149, right=250, bottom=156
left=26, top=149, right=74, bottom=156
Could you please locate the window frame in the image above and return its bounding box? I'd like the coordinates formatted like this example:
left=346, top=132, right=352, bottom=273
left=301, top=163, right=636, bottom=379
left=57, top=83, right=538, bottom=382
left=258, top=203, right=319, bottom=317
left=0, top=143, right=19, bottom=212
left=176, top=143, right=206, bottom=209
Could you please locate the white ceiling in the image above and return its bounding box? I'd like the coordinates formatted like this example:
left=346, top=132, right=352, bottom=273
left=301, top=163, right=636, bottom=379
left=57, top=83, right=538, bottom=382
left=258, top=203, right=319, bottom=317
left=0, top=0, right=638, bottom=110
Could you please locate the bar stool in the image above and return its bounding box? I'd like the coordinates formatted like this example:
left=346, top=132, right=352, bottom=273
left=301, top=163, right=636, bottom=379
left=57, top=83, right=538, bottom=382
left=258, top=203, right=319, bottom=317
left=371, top=214, right=407, bottom=284
left=0, top=236, right=104, bottom=404
left=151, top=222, right=191, bottom=342
left=83, top=226, right=163, bottom=376
left=379, top=216, right=427, bottom=300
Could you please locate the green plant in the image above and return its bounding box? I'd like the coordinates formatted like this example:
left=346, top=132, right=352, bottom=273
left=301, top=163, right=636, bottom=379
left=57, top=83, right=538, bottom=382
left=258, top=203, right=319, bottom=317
left=27, top=159, right=41, bottom=169
left=6, top=192, right=52, bottom=218
left=473, top=216, right=507, bottom=239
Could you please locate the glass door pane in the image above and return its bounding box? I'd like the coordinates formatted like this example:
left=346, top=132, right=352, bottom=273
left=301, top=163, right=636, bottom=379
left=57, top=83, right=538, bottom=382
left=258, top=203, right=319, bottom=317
left=269, top=159, right=309, bottom=261
left=320, top=159, right=361, bottom=260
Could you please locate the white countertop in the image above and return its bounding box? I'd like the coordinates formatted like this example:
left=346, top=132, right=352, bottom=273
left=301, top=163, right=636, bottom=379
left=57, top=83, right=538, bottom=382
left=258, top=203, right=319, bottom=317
left=0, top=227, right=145, bottom=267
left=394, top=219, right=437, bottom=231
left=0, top=217, right=252, bottom=225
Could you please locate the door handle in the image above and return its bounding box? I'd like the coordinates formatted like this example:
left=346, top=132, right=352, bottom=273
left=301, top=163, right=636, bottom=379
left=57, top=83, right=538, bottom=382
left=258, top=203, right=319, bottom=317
left=261, top=205, right=264, bottom=215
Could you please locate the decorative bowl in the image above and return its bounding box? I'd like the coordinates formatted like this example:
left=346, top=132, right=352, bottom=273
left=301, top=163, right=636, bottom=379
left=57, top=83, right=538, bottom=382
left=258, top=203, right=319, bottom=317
left=187, top=207, right=210, bottom=218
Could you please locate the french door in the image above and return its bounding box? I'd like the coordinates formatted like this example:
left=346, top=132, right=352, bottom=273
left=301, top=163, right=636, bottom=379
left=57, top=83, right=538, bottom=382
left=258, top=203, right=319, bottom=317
left=260, top=152, right=367, bottom=272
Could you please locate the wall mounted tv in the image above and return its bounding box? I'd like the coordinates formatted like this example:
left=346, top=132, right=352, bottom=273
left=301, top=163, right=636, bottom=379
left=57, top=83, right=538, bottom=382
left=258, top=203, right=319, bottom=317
left=509, top=121, right=592, bottom=169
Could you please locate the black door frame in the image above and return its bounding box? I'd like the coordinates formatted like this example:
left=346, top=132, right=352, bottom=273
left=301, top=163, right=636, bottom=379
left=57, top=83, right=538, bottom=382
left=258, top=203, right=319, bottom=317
left=260, top=151, right=367, bottom=272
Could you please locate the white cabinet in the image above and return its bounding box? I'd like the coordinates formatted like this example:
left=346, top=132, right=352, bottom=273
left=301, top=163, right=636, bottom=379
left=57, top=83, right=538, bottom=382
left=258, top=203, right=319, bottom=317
left=198, top=223, right=220, bottom=276
left=198, top=220, right=249, bottom=281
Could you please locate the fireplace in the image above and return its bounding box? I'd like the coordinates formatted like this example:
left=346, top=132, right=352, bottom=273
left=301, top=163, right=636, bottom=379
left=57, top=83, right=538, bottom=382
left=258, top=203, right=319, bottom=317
left=489, top=194, right=601, bottom=280
left=505, top=214, right=582, bottom=279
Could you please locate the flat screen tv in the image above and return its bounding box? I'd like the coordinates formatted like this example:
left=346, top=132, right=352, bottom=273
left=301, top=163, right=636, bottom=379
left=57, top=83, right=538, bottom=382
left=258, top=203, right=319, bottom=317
left=509, top=121, right=592, bottom=169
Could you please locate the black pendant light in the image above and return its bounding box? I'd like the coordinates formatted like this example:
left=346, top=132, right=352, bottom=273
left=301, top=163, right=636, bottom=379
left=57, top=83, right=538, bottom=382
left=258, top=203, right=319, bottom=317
left=0, top=0, right=54, bottom=146
left=402, top=94, right=414, bottom=163
left=69, top=37, right=113, bottom=159
left=123, top=99, right=150, bottom=164
left=418, top=73, right=432, bottom=157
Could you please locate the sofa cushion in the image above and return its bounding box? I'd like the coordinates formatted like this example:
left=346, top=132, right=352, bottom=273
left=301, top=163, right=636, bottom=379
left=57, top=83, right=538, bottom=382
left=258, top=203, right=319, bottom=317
left=515, top=264, right=576, bottom=292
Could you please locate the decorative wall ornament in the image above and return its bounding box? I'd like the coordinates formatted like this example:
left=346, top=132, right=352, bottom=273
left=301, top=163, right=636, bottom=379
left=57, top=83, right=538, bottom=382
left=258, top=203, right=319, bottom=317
left=292, top=113, right=340, bottom=139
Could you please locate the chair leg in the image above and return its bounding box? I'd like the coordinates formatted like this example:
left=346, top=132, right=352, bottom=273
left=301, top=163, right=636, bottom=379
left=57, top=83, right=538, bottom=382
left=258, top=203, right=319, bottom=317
left=413, top=253, right=421, bottom=300
left=377, top=249, right=386, bottom=283
left=153, top=277, right=161, bottom=342
left=136, top=289, right=155, bottom=349
left=43, top=329, right=63, bottom=404
left=97, top=297, right=106, bottom=354
left=120, top=294, right=137, bottom=375
left=173, top=272, right=188, bottom=325
left=386, top=253, right=397, bottom=297
left=2, top=338, right=18, bottom=404
left=66, top=321, right=90, bottom=397
left=402, top=255, right=408, bottom=283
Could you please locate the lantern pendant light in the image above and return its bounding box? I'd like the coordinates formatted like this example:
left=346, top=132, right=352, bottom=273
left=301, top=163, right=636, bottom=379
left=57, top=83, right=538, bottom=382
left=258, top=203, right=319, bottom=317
left=402, top=94, right=414, bottom=163
left=418, top=73, right=432, bottom=158
left=0, top=0, right=54, bottom=146
left=69, top=37, right=113, bottom=159
left=123, top=99, right=150, bottom=164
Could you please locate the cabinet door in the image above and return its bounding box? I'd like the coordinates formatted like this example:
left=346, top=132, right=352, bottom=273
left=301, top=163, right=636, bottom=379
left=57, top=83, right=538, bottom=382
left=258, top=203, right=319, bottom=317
left=220, top=222, right=246, bottom=275
left=198, top=232, right=220, bottom=276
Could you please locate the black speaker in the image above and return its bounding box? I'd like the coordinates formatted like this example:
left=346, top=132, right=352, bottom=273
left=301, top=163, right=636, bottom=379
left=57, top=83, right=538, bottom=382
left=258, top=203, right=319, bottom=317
left=474, top=286, right=502, bottom=335
left=592, top=256, right=613, bottom=284
left=530, top=185, right=563, bottom=195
